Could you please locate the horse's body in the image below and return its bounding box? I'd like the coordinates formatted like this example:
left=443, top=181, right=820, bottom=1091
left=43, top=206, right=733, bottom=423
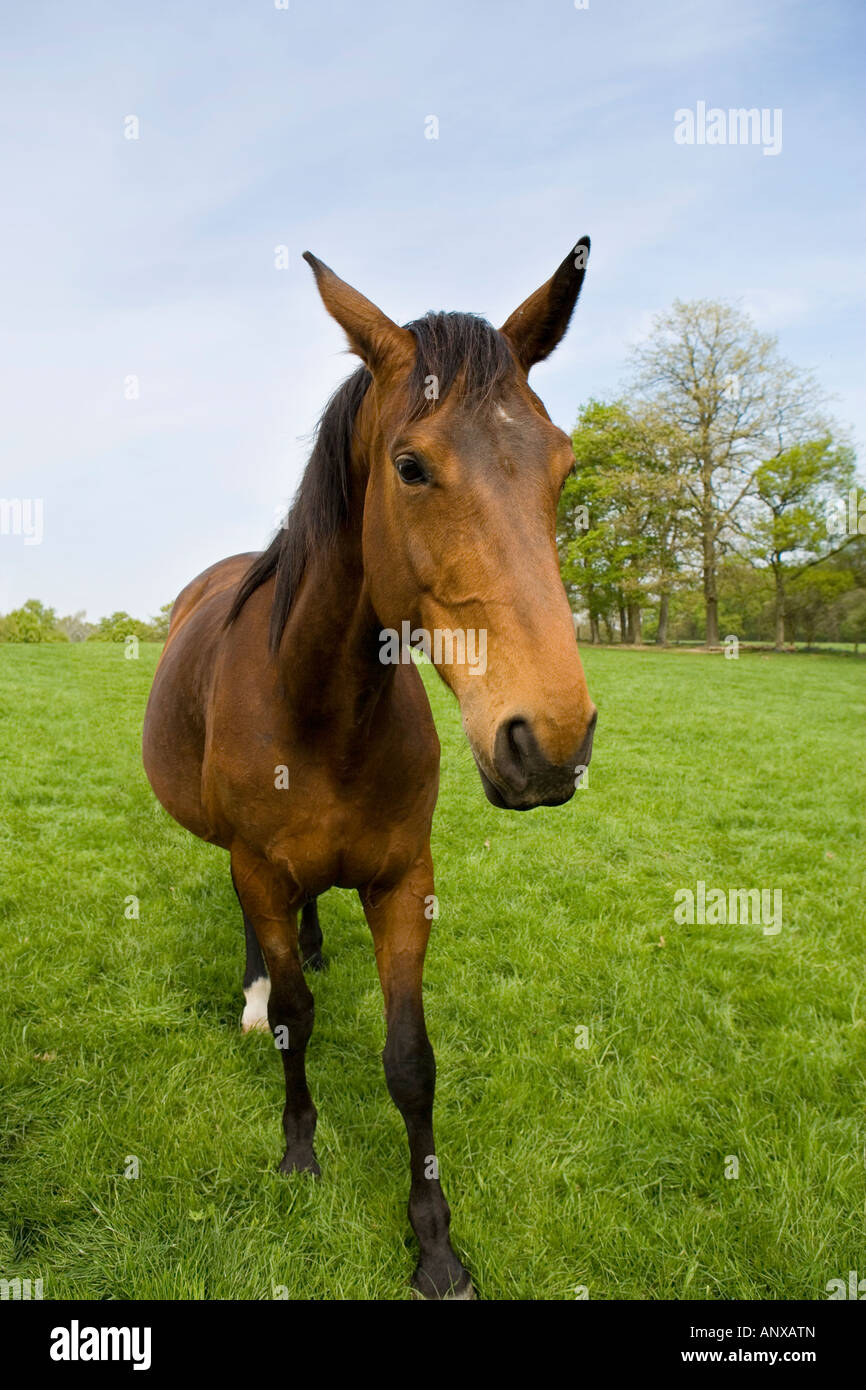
left=144, top=552, right=438, bottom=889
left=143, top=241, right=597, bottom=1298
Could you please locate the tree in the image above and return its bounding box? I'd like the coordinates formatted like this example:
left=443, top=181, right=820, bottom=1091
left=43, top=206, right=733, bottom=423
left=709, top=557, right=775, bottom=642
left=558, top=403, right=622, bottom=642
left=786, top=567, right=855, bottom=648
left=837, top=589, right=866, bottom=652
left=633, top=299, right=826, bottom=645
left=148, top=602, right=174, bottom=642
left=56, top=610, right=95, bottom=642
left=89, top=611, right=152, bottom=643
left=739, top=435, right=856, bottom=648
left=560, top=399, right=691, bottom=644
left=0, top=599, right=67, bottom=643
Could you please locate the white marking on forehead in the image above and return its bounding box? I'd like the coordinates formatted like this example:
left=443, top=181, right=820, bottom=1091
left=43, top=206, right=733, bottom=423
left=495, top=405, right=514, bottom=423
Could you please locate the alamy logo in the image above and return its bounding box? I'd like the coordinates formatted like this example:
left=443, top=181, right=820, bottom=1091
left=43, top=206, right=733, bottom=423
left=0, top=497, right=43, bottom=545
left=379, top=621, right=487, bottom=675
left=674, top=881, right=782, bottom=935
left=674, top=102, right=782, bottom=156
left=827, top=488, right=866, bottom=537
left=826, top=1270, right=866, bottom=1299
left=50, top=1320, right=152, bottom=1371
left=0, top=1276, right=43, bottom=1299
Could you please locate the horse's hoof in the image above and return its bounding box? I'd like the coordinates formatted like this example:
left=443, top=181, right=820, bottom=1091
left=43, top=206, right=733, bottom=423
left=445, top=1277, right=476, bottom=1300
left=411, top=1265, right=475, bottom=1300
left=278, top=1150, right=321, bottom=1178
left=302, top=951, right=326, bottom=973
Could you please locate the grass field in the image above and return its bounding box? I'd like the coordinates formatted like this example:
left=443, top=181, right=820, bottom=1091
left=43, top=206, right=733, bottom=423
left=1, top=642, right=864, bottom=1300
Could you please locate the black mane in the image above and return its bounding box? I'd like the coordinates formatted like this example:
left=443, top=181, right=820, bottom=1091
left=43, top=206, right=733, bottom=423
left=227, top=312, right=515, bottom=650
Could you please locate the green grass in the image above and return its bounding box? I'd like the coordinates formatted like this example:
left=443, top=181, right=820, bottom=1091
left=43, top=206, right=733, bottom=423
left=1, top=642, right=864, bottom=1300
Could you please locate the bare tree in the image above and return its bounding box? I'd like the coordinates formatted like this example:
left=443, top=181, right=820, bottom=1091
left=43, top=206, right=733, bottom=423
left=56, top=610, right=94, bottom=642
left=633, top=300, right=825, bottom=645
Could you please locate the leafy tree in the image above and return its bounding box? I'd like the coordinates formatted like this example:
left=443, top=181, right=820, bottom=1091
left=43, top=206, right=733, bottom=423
left=148, top=602, right=174, bottom=642
left=560, top=399, right=691, bottom=644
left=0, top=599, right=67, bottom=643
left=717, top=559, right=775, bottom=642
left=89, top=611, right=152, bottom=643
left=786, top=567, right=855, bottom=648
left=836, top=589, right=866, bottom=652
left=739, top=436, right=856, bottom=648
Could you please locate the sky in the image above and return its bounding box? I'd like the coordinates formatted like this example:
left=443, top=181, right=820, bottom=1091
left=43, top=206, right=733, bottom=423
left=1, top=0, right=864, bottom=619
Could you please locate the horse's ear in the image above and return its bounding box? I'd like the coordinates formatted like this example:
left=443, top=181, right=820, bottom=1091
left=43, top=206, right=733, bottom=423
left=500, top=237, right=590, bottom=372
left=303, top=252, right=414, bottom=373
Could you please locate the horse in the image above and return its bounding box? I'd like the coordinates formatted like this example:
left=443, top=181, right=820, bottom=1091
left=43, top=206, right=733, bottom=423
left=142, top=239, right=598, bottom=1299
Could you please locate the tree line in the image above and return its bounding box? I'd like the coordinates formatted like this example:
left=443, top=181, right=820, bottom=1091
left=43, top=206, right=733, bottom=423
left=558, top=298, right=865, bottom=649
left=0, top=600, right=172, bottom=643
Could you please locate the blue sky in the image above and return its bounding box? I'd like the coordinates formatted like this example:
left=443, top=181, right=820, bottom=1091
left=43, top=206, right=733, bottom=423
left=1, top=0, right=863, bottom=618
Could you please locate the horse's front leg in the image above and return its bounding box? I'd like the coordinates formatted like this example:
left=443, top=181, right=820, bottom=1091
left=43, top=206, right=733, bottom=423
left=361, top=851, right=473, bottom=1300
left=231, top=846, right=319, bottom=1176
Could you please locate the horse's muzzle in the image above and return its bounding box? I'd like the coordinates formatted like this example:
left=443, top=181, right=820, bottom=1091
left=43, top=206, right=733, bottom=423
left=476, top=710, right=597, bottom=811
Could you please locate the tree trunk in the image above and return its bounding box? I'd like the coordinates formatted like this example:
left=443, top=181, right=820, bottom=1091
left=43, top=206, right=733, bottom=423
left=584, top=578, right=596, bottom=642
left=656, top=592, right=669, bottom=646
left=703, top=537, right=719, bottom=646
left=701, top=490, right=719, bottom=646
left=619, top=605, right=628, bottom=643
left=773, top=564, right=785, bottom=651
left=590, top=616, right=600, bottom=644
left=628, top=602, right=643, bottom=646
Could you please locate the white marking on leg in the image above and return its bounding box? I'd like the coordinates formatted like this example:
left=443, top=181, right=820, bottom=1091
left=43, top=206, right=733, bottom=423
left=241, top=976, right=271, bottom=1033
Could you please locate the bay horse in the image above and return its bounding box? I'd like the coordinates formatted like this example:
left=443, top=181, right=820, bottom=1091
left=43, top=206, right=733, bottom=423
left=142, top=240, right=597, bottom=1299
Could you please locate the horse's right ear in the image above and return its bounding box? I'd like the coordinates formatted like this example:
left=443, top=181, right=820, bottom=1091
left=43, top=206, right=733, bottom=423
left=303, top=252, right=414, bottom=374
left=500, top=237, right=590, bottom=372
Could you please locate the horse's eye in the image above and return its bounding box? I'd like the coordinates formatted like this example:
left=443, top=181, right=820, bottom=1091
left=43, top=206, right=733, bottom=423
left=395, top=455, right=428, bottom=485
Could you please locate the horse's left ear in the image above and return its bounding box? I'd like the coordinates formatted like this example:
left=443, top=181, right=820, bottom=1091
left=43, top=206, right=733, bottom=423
left=500, top=237, right=590, bottom=372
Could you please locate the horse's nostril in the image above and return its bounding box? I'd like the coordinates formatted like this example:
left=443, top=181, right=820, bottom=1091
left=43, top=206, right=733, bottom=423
left=507, top=718, right=532, bottom=762
left=577, top=709, right=598, bottom=766
left=498, top=718, right=533, bottom=791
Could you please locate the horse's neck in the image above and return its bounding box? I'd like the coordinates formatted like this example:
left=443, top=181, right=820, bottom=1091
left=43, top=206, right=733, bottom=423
left=275, top=392, right=392, bottom=741
left=277, top=518, right=391, bottom=740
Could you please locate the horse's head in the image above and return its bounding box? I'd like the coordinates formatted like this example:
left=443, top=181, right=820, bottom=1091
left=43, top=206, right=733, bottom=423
left=304, top=242, right=597, bottom=811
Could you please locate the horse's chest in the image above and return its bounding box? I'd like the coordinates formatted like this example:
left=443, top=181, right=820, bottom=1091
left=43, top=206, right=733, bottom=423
left=205, top=683, right=439, bottom=895
left=263, top=788, right=428, bottom=896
